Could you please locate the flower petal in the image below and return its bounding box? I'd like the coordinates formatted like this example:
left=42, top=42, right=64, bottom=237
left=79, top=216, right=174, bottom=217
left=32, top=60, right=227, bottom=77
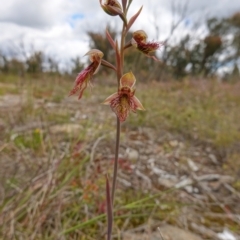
left=132, top=30, right=162, bottom=57
left=120, top=72, right=136, bottom=89
left=112, top=96, right=130, bottom=122
left=133, top=30, right=147, bottom=43
left=69, top=61, right=99, bottom=99
left=103, top=73, right=144, bottom=122
left=136, top=41, right=160, bottom=54
left=84, top=49, right=104, bottom=62
left=93, top=60, right=101, bottom=75
left=102, top=92, right=119, bottom=105
left=105, top=0, right=122, bottom=10
left=132, top=95, right=145, bottom=110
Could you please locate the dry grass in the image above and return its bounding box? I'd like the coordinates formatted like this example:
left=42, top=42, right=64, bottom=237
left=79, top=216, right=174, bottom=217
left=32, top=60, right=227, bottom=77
left=0, top=74, right=240, bottom=239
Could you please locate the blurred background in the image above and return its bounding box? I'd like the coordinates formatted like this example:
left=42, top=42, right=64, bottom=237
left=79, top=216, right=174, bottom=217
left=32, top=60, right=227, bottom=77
left=0, top=1, right=240, bottom=239
left=0, top=0, right=240, bottom=80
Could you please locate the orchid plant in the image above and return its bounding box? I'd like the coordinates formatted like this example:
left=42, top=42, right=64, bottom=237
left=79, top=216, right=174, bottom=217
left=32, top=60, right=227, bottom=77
left=69, top=0, right=161, bottom=239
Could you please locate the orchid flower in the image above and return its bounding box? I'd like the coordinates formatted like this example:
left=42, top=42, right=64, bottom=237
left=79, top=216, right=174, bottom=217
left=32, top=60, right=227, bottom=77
left=69, top=49, right=103, bottom=99
left=103, top=72, right=145, bottom=122
left=131, top=30, right=161, bottom=61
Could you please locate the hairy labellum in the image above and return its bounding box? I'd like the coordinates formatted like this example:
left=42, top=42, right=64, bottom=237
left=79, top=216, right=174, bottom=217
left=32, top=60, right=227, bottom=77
left=132, top=30, right=162, bottom=59
left=103, top=72, right=145, bottom=122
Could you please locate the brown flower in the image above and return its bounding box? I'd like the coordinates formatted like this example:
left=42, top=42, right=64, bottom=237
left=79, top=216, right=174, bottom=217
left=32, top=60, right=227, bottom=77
left=103, top=72, right=145, bottom=122
left=69, top=49, right=103, bottom=99
left=131, top=30, right=161, bottom=60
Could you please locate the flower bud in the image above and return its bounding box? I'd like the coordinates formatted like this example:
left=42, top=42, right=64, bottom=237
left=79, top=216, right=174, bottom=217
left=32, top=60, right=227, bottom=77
left=99, top=0, right=123, bottom=16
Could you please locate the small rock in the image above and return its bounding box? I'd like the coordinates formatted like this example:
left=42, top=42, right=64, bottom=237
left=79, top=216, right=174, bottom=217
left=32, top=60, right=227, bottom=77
left=208, top=181, right=221, bottom=191
left=175, top=178, right=193, bottom=189
left=46, top=102, right=58, bottom=108
left=159, top=225, right=203, bottom=240
left=123, top=225, right=202, bottom=240
left=178, top=142, right=184, bottom=149
left=74, top=110, right=87, bottom=120
left=218, top=228, right=237, bottom=240
left=151, top=167, right=166, bottom=176
left=74, top=110, right=81, bottom=119
left=209, top=154, right=218, bottom=164
left=158, top=178, right=176, bottom=188
left=185, top=185, right=193, bottom=193
left=193, top=187, right=199, bottom=193
left=187, top=158, right=199, bottom=172
left=206, top=147, right=211, bottom=153
left=169, top=140, right=179, bottom=147
left=126, top=148, right=139, bottom=161
left=0, top=94, right=27, bottom=108
left=147, top=158, right=155, bottom=169
left=193, top=151, right=200, bottom=156
left=50, top=124, right=82, bottom=135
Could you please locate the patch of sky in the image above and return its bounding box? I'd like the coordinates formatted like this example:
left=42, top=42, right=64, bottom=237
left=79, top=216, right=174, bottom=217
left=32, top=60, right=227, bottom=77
left=68, top=13, right=84, bottom=28
left=184, top=18, right=191, bottom=27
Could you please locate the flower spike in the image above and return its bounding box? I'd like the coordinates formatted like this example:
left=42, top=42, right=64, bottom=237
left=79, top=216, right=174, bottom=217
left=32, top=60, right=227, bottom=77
left=103, top=72, right=145, bottom=122
left=69, top=49, right=103, bottom=99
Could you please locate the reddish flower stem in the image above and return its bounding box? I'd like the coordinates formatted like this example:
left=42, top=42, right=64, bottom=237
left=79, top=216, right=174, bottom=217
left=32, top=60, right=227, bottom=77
left=112, top=19, right=126, bottom=201
left=111, top=22, right=125, bottom=204
left=111, top=116, right=120, bottom=204
left=109, top=21, right=126, bottom=240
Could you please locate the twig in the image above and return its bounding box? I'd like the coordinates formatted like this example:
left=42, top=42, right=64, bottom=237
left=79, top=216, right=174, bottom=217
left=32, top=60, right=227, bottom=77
left=157, top=227, right=165, bottom=240
left=85, top=135, right=106, bottom=179
left=191, top=222, right=219, bottom=240
left=90, top=135, right=106, bottom=163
